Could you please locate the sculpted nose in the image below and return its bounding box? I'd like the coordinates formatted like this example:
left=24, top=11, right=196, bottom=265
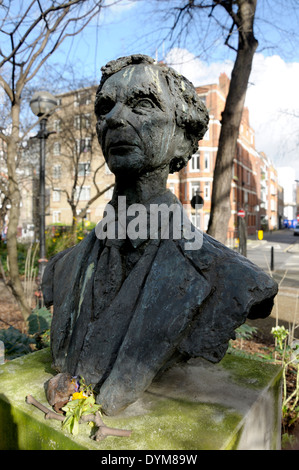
left=106, top=103, right=126, bottom=129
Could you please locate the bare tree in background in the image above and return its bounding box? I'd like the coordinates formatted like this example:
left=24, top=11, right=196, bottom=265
left=151, top=0, right=258, bottom=244
left=46, top=88, right=114, bottom=232
left=206, top=0, right=258, bottom=243
left=0, top=0, right=116, bottom=320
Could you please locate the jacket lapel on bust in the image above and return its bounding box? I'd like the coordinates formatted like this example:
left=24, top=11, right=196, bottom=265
left=97, top=238, right=212, bottom=414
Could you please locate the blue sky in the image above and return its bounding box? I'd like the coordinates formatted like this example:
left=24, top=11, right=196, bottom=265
left=45, top=0, right=299, bottom=180
left=55, top=1, right=299, bottom=73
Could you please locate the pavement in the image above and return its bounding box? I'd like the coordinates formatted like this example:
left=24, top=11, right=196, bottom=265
left=245, top=231, right=299, bottom=341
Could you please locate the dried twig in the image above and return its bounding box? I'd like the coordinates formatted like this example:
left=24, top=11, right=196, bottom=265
left=26, top=394, right=132, bottom=442
left=80, top=412, right=132, bottom=441
left=26, top=394, right=64, bottom=421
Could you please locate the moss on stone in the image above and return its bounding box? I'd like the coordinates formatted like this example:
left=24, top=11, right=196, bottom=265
left=98, top=398, right=243, bottom=450
left=0, top=348, right=282, bottom=450
left=220, top=353, right=282, bottom=390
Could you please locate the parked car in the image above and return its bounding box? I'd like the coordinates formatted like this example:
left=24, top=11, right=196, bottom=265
left=294, top=224, right=299, bottom=236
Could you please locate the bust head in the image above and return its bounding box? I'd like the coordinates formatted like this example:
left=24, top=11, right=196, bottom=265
left=95, top=54, right=209, bottom=176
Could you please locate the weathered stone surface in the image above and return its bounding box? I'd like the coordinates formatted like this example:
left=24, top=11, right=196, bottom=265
left=42, top=54, right=278, bottom=416
left=0, top=349, right=282, bottom=450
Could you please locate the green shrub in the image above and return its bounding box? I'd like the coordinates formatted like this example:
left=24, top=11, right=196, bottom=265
left=0, top=242, right=39, bottom=276
left=46, top=221, right=96, bottom=257
left=0, top=307, right=52, bottom=359
left=0, top=326, right=35, bottom=359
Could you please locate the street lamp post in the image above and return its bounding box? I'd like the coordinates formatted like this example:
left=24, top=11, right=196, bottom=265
left=190, top=190, right=204, bottom=230
left=30, top=91, right=57, bottom=294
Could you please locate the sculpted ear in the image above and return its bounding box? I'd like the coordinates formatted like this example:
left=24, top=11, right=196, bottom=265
left=169, top=128, right=193, bottom=174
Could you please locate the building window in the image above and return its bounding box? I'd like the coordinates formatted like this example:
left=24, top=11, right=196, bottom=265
left=204, top=152, right=210, bottom=171
left=198, top=94, right=207, bottom=105
left=190, top=153, right=200, bottom=171
left=191, top=182, right=200, bottom=198
left=52, top=189, right=61, bottom=202
left=168, top=183, right=175, bottom=194
left=74, top=114, right=91, bottom=129
left=52, top=211, right=61, bottom=223
left=54, top=119, right=61, bottom=132
left=76, top=138, right=92, bottom=154
left=75, top=185, right=90, bottom=201
left=82, top=114, right=91, bottom=128
left=53, top=142, right=61, bottom=156
left=74, top=115, right=81, bottom=129
left=74, top=92, right=92, bottom=107
left=85, top=137, right=92, bottom=152
left=204, top=181, right=210, bottom=200
left=78, top=162, right=91, bottom=176
left=53, top=164, right=61, bottom=180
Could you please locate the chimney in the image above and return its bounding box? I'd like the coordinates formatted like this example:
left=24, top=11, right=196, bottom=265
left=219, top=73, right=230, bottom=97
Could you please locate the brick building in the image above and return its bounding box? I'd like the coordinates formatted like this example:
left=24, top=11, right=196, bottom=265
left=258, top=153, right=279, bottom=231
left=167, top=73, right=279, bottom=239
left=20, top=74, right=278, bottom=241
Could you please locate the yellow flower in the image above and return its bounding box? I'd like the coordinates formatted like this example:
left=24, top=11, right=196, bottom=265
left=72, top=391, right=86, bottom=400
left=77, top=236, right=83, bottom=240
left=53, top=238, right=56, bottom=242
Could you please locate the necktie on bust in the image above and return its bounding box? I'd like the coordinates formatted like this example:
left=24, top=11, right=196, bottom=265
left=93, top=213, right=151, bottom=319
left=93, top=238, right=126, bottom=317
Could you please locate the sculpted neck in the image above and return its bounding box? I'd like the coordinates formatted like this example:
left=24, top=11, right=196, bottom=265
left=111, top=165, right=169, bottom=206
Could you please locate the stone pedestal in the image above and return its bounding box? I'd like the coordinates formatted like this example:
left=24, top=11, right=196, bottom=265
left=0, top=348, right=282, bottom=450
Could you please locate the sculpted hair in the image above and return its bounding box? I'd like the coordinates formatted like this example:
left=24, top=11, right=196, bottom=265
left=95, top=54, right=209, bottom=173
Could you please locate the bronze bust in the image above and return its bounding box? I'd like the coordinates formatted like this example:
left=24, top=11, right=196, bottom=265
left=42, top=55, right=278, bottom=416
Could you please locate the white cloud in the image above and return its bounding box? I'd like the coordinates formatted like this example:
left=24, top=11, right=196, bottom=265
left=101, top=0, right=138, bottom=21
left=165, top=48, right=299, bottom=179
left=165, top=48, right=233, bottom=88
left=246, top=54, right=299, bottom=178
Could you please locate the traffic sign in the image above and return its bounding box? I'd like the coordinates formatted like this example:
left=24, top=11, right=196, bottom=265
left=237, top=209, right=245, bottom=218
left=190, top=193, right=204, bottom=208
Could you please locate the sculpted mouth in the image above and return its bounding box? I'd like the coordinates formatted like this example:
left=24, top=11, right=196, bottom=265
left=107, top=141, right=138, bottom=155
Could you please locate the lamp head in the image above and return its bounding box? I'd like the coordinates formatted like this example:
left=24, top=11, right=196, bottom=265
left=30, top=91, right=57, bottom=117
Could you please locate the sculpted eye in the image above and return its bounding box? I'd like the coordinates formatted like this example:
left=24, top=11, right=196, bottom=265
left=95, top=96, right=114, bottom=117
left=133, top=98, right=155, bottom=111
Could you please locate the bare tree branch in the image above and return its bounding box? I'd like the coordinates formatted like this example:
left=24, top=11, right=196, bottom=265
left=149, top=0, right=259, bottom=243
left=0, top=0, right=110, bottom=319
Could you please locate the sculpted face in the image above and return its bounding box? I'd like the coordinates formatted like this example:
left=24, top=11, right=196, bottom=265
left=95, top=64, right=186, bottom=176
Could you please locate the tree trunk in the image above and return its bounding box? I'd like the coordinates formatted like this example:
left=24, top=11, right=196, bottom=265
left=207, top=0, right=258, bottom=244
left=6, top=101, right=32, bottom=321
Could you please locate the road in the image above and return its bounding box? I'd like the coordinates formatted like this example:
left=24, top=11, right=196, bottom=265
left=246, top=229, right=299, bottom=289
left=243, top=228, right=299, bottom=334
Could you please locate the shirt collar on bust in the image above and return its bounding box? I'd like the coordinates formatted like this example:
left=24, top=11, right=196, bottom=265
left=102, top=189, right=184, bottom=249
